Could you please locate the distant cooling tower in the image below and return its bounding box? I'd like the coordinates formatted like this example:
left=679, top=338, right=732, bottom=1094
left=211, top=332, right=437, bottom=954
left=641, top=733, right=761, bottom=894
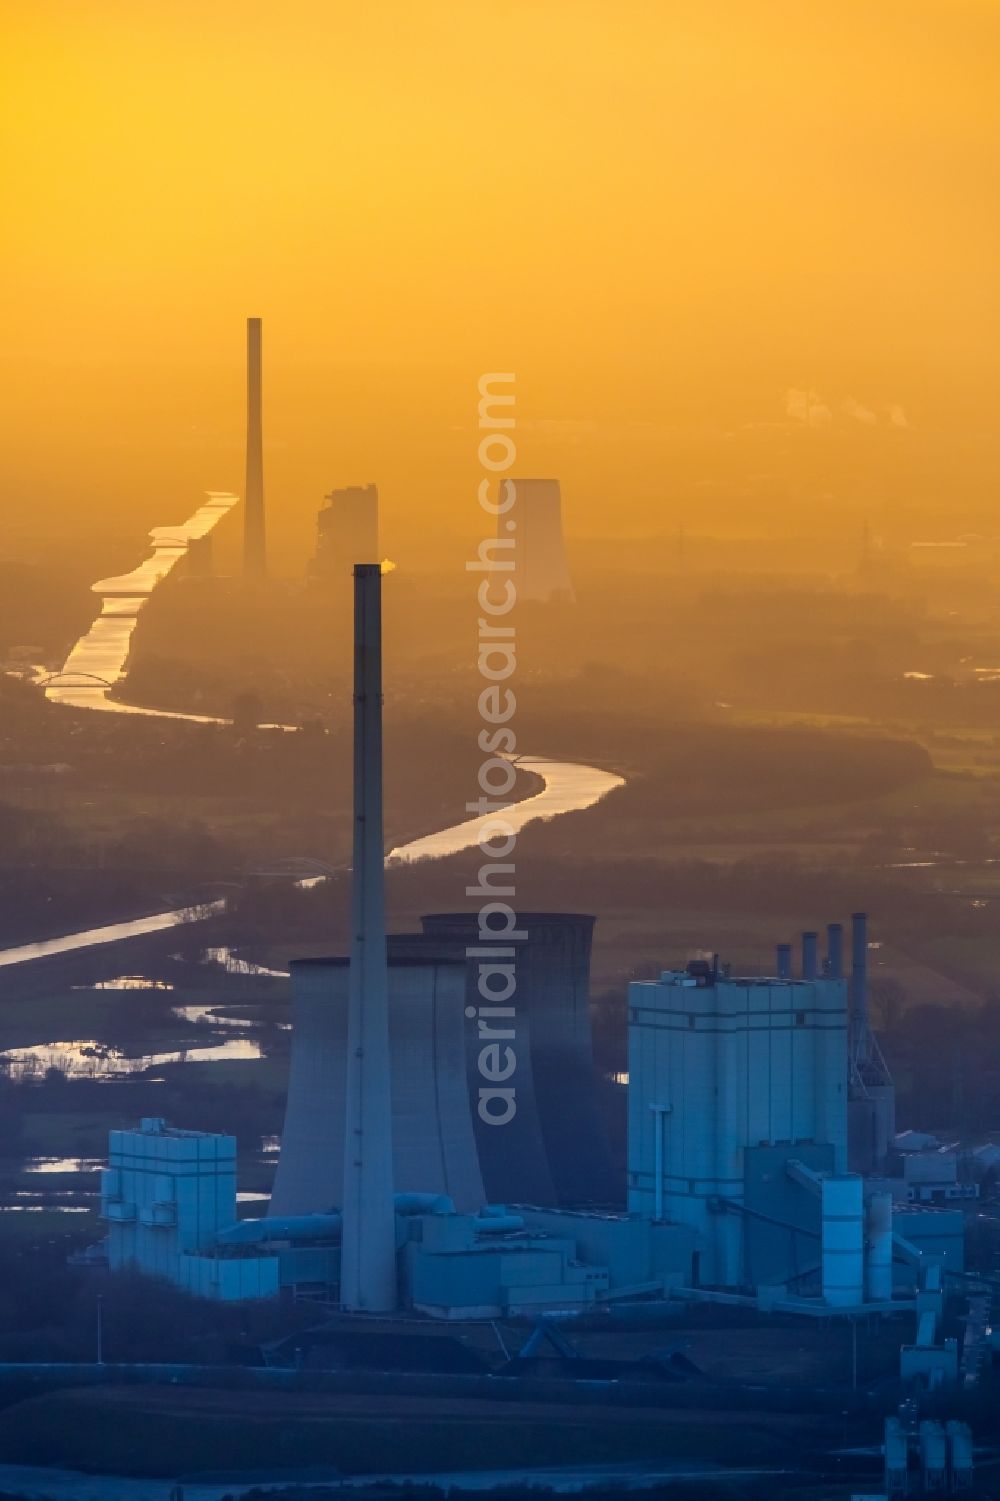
left=313, top=484, right=379, bottom=582
left=420, top=912, right=618, bottom=1207
left=270, top=955, right=486, bottom=1216
left=503, top=478, right=574, bottom=603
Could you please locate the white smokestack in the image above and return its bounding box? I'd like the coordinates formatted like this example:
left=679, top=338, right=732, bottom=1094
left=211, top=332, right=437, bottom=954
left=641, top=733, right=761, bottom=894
left=339, top=562, right=397, bottom=1311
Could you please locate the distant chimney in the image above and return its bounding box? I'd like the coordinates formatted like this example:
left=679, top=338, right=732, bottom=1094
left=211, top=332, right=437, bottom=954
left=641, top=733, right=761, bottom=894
left=826, top=923, right=844, bottom=980
left=776, top=943, right=792, bottom=980
left=801, top=931, right=818, bottom=981
left=851, top=912, right=869, bottom=1030
left=243, top=317, right=265, bottom=578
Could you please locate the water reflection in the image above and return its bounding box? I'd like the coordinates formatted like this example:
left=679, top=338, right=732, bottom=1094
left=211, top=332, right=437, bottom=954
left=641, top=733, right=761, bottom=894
left=73, top=976, right=175, bottom=991
left=172, top=1003, right=289, bottom=1031
left=202, top=947, right=289, bottom=979
left=0, top=1205, right=91, bottom=1214
left=24, top=1157, right=102, bottom=1175
left=387, top=756, right=625, bottom=864
left=0, top=1036, right=263, bottom=1079
left=42, top=492, right=239, bottom=717
left=0, top=757, right=625, bottom=972
left=0, top=903, right=225, bottom=971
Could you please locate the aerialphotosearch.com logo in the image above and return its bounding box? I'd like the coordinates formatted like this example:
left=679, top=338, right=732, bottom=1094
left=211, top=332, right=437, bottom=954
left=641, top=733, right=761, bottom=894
left=464, top=372, right=524, bottom=1127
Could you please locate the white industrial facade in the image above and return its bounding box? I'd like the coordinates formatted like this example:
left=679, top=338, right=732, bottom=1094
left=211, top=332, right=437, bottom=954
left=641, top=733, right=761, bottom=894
left=101, top=1118, right=278, bottom=1301
left=627, top=970, right=848, bottom=1286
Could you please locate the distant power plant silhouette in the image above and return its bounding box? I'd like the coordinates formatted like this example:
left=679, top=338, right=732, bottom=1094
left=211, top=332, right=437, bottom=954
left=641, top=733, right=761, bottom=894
left=243, top=317, right=266, bottom=579
left=505, top=478, right=574, bottom=602
left=313, top=484, right=379, bottom=582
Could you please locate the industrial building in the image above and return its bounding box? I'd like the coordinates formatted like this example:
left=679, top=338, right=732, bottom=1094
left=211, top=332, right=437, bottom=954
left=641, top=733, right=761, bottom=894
left=102, top=1118, right=278, bottom=1301
left=99, top=912, right=958, bottom=1329
left=627, top=948, right=848, bottom=1288
left=623, top=924, right=954, bottom=1321
left=97, top=554, right=971, bottom=1356
left=312, top=484, right=379, bottom=583
left=502, top=477, right=575, bottom=602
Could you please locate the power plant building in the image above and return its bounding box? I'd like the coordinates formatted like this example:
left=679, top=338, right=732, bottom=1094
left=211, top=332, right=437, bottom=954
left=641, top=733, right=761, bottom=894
left=101, top=1118, right=278, bottom=1301
left=313, top=484, right=379, bottom=583
left=99, top=915, right=947, bottom=1324
left=627, top=960, right=849, bottom=1288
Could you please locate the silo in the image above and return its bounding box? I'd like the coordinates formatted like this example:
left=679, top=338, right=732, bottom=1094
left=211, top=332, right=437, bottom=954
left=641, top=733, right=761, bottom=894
left=866, top=1189, right=894, bottom=1302
left=918, top=1421, right=947, bottom=1492
left=821, top=1174, right=864, bottom=1306
left=946, top=1420, right=973, bottom=1490
left=883, top=1416, right=909, bottom=1494
left=420, top=912, right=617, bottom=1206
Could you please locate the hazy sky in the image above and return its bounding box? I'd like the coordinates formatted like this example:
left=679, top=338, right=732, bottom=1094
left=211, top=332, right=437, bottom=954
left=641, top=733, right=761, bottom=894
left=2, top=0, right=998, bottom=564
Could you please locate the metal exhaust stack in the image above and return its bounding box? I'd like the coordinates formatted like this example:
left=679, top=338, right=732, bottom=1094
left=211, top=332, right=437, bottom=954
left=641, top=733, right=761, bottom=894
left=851, top=912, right=869, bottom=1032
left=243, top=316, right=266, bottom=578
left=340, top=562, right=397, bottom=1312
left=826, top=923, right=844, bottom=980
left=801, top=931, right=818, bottom=981
left=776, top=943, right=792, bottom=980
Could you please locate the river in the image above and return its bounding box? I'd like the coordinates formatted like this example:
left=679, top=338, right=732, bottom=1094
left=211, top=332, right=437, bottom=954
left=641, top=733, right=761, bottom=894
left=41, top=491, right=240, bottom=720
left=0, top=497, right=624, bottom=969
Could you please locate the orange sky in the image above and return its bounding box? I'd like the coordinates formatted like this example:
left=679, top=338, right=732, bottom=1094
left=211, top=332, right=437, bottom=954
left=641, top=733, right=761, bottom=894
left=2, top=0, right=999, bottom=565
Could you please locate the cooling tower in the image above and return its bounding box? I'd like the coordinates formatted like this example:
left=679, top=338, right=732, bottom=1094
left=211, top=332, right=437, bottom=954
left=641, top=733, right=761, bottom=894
left=243, top=317, right=266, bottom=579
left=269, top=955, right=486, bottom=1216
left=503, top=478, right=574, bottom=603
left=419, top=912, right=619, bottom=1207
left=313, top=485, right=379, bottom=582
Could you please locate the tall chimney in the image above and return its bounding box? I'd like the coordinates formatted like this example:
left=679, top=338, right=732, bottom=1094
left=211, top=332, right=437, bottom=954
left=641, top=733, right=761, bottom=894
left=340, top=563, right=396, bottom=1311
left=801, top=931, right=818, bottom=981
left=851, top=912, right=869, bottom=1031
left=776, top=943, right=792, bottom=980
left=826, top=923, right=844, bottom=980
left=243, top=317, right=266, bottom=578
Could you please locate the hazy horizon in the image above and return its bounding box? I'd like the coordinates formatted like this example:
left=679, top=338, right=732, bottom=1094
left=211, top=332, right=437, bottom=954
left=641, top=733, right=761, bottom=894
left=2, top=0, right=999, bottom=567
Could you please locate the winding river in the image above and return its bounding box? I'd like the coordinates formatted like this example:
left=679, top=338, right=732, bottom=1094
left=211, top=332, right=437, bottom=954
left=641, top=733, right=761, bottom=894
left=0, top=495, right=624, bottom=970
